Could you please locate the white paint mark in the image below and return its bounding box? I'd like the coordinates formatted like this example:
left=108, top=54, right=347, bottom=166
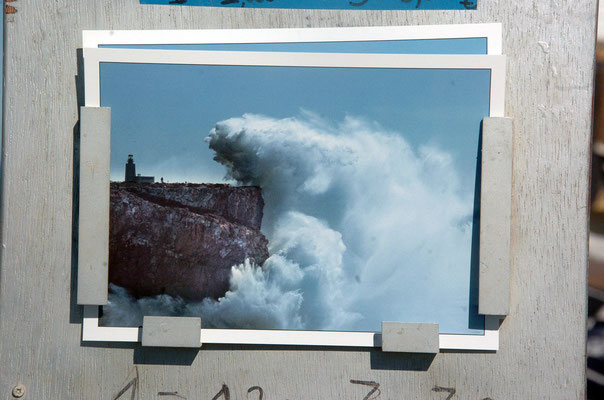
left=538, top=41, right=550, bottom=53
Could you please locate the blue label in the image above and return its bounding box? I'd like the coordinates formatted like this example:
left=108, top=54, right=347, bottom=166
left=139, top=0, right=477, bottom=10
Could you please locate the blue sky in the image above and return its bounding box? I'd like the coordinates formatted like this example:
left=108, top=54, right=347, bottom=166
left=102, top=63, right=490, bottom=193
left=101, top=37, right=488, bottom=187
left=99, top=40, right=491, bottom=334
left=102, top=37, right=487, bottom=54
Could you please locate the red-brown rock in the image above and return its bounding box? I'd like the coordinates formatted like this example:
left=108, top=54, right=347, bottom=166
left=109, top=182, right=268, bottom=301
left=114, top=182, right=264, bottom=230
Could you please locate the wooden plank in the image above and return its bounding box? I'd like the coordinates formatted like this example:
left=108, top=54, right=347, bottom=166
left=77, top=107, right=110, bottom=305
left=142, top=316, right=201, bottom=348
left=0, top=1, right=594, bottom=398
left=381, top=322, right=439, bottom=353
left=479, top=117, right=513, bottom=316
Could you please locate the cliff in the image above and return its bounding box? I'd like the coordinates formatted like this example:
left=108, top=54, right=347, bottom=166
left=109, top=182, right=268, bottom=301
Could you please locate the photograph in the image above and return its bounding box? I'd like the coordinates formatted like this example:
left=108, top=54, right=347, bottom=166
left=83, top=24, right=500, bottom=54
left=84, top=49, right=504, bottom=338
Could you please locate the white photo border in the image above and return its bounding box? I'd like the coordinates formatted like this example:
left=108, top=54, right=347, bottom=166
left=82, top=24, right=502, bottom=55
left=83, top=305, right=501, bottom=350
left=82, top=48, right=506, bottom=351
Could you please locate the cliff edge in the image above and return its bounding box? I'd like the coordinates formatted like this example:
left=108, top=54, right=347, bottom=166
left=109, top=182, right=268, bottom=301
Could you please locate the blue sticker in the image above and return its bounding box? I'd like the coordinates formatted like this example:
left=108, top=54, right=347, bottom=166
left=140, top=0, right=477, bottom=10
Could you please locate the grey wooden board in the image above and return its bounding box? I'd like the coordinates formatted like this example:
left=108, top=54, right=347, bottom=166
left=0, top=0, right=594, bottom=399
left=479, top=117, right=513, bottom=316
left=77, top=107, right=110, bottom=306
left=381, top=322, right=439, bottom=353
left=142, top=316, right=201, bottom=348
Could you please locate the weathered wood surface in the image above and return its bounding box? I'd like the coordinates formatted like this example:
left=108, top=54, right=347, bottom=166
left=0, top=0, right=595, bottom=398
left=479, top=117, right=513, bottom=317
left=77, top=107, right=110, bottom=306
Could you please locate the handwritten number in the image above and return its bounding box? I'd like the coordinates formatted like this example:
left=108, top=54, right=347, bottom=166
left=350, top=380, right=381, bottom=400
left=221, top=0, right=274, bottom=3
left=114, top=375, right=491, bottom=400
left=113, top=367, right=139, bottom=400
left=349, top=0, right=369, bottom=5
left=459, top=0, right=477, bottom=9
left=112, top=378, right=137, bottom=400
left=352, top=0, right=425, bottom=7
left=158, top=392, right=187, bottom=399
left=214, top=0, right=473, bottom=9
left=211, top=384, right=231, bottom=400
left=400, top=0, right=423, bottom=8
left=193, top=0, right=473, bottom=9
left=247, top=386, right=264, bottom=400
left=432, top=386, right=456, bottom=400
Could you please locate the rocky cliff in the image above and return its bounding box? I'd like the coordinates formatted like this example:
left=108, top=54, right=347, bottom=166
left=109, top=182, right=268, bottom=301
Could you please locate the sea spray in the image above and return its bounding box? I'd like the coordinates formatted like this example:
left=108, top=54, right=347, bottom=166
left=102, top=112, right=474, bottom=332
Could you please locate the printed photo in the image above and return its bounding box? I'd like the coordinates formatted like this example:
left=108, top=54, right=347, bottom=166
left=85, top=49, right=504, bottom=336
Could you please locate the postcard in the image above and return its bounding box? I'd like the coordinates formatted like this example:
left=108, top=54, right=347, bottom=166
left=80, top=47, right=505, bottom=350
left=83, top=24, right=500, bottom=55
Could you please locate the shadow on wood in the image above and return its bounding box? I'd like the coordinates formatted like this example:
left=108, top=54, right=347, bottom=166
left=369, top=350, right=436, bottom=371
left=80, top=340, right=199, bottom=365
left=133, top=347, right=199, bottom=365
left=69, top=48, right=85, bottom=324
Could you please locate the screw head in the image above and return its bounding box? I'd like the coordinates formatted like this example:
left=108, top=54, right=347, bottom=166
left=12, top=384, right=25, bottom=398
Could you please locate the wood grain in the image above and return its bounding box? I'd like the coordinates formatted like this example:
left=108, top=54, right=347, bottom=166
left=479, top=117, right=513, bottom=316
left=0, top=0, right=595, bottom=398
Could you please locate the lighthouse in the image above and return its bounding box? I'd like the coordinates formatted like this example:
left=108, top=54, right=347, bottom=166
left=124, top=155, right=154, bottom=183
left=125, top=154, right=136, bottom=182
